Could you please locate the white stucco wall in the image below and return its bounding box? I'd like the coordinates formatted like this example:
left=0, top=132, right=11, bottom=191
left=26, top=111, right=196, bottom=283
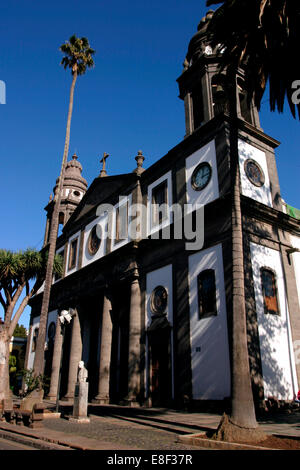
left=250, top=242, right=298, bottom=399
left=185, top=139, right=219, bottom=213
left=238, top=139, right=273, bottom=207
left=145, top=264, right=173, bottom=327
left=82, top=212, right=108, bottom=267
left=145, top=264, right=174, bottom=398
left=188, top=244, right=231, bottom=400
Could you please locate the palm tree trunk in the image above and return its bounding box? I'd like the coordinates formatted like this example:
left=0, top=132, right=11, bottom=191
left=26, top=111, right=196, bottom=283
left=229, top=107, right=257, bottom=429
left=33, top=70, right=78, bottom=377
left=214, top=68, right=265, bottom=442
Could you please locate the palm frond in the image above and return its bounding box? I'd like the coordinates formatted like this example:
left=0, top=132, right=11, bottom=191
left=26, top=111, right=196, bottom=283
left=59, top=35, right=95, bottom=76
left=206, top=0, right=300, bottom=119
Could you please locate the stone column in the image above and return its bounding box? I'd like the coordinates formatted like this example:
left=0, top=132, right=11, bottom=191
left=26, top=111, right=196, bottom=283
left=62, top=311, right=82, bottom=401
left=126, top=275, right=141, bottom=405
left=47, top=316, right=63, bottom=400
left=94, top=294, right=113, bottom=404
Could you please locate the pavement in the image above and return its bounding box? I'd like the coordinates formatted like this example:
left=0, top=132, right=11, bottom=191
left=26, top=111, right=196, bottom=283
left=0, top=400, right=300, bottom=451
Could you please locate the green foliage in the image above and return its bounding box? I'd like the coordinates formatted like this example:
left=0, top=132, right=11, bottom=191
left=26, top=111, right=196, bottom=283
left=60, top=35, right=95, bottom=76
left=13, top=324, right=27, bottom=338
left=20, top=369, right=50, bottom=396
left=206, top=0, right=300, bottom=118
left=0, top=248, right=63, bottom=286
left=9, top=348, right=26, bottom=395
left=0, top=249, right=23, bottom=280
left=52, top=251, right=63, bottom=278
left=9, top=355, right=16, bottom=373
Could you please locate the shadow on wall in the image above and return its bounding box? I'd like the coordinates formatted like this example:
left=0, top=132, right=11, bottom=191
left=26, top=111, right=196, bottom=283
left=248, top=243, right=296, bottom=401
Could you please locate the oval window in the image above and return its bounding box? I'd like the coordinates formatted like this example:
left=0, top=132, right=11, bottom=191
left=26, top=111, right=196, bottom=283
left=88, top=225, right=101, bottom=256
left=244, top=159, right=265, bottom=187
left=150, top=286, right=168, bottom=314
left=47, top=322, right=56, bottom=341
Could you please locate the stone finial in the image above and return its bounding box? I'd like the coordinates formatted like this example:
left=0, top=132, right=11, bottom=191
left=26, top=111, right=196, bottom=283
left=133, top=150, right=145, bottom=175
left=100, top=152, right=109, bottom=177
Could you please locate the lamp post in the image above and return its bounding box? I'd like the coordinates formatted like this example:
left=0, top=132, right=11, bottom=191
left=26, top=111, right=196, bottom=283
left=55, top=309, right=74, bottom=413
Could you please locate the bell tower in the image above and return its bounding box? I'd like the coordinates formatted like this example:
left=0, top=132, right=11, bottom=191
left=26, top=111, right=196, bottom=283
left=43, top=153, right=88, bottom=246
left=177, top=10, right=261, bottom=137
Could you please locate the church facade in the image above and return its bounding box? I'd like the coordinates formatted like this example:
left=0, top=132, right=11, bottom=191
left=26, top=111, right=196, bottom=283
left=26, top=11, right=300, bottom=410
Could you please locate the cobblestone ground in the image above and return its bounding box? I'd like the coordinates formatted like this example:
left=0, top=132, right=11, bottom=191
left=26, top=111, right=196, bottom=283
left=43, top=415, right=201, bottom=450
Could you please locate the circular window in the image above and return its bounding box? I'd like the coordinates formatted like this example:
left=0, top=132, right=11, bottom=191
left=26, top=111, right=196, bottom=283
left=244, top=159, right=265, bottom=187
left=47, top=322, right=56, bottom=340
left=150, top=286, right=168, bottom=315
left=191, top=162, right=212, bottom=191
left=88, top=225, right=101, bottom=256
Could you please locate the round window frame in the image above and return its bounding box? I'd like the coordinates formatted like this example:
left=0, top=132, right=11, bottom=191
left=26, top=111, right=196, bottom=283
left=87, top=225, right=102, bottom=256
left=244, top=158, right=265, bottom=187
left=150, top=286, right=168, bottom=315
left=191, top=162, right=212, bottom=191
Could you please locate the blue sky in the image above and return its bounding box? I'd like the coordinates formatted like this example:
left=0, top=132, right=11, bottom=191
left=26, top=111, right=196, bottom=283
left=1, top=0, right=299, bottom=329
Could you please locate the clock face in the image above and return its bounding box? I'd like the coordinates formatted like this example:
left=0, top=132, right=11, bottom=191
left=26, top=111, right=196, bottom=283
left=150, top=286, right=168, bottom=315
left=191, top=162, right=212, bottom=191
left=244, top=159, right=265, bottom=187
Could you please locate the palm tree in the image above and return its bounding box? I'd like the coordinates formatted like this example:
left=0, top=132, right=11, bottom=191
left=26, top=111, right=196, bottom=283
left=0, top=249, right=62, bottom=400
left=204, top=1, right=299, bottom=442
left=206, top=0, right=300, bottom=118
left=33, top=36, right=95, bottom=377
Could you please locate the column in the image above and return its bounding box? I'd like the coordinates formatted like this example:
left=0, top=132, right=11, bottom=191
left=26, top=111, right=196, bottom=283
left=47, top=316, right=63, bottom=400
left=62, top=311, right=82, bottom=401
left=94, top=294, right=113, bottom=404
left=126, top=275, right=141, bottom=405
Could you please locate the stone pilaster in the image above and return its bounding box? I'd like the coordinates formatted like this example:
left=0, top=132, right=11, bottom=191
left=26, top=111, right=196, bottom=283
left=62, top=311, right=82, bottom=401
left=126, top=275, right=141, bottom=405
left=93, top=294, right=113, bottom=404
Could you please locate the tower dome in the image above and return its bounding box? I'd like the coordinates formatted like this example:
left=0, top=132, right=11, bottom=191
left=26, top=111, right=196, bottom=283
left=52, top=153, right=88, bottom=226
left=61, top=153, right=88, bottom=197
left=52, top=153, right=87, bottom=201
left=185, top=10, right=215, bottom=67
left=43, top=153, right=88, bottom=246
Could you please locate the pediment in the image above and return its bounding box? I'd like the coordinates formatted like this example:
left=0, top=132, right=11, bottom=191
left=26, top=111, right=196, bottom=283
left=63, top=172, right=137, bottom=231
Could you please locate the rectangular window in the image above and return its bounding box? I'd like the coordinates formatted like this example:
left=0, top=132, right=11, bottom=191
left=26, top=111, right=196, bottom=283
left=151, top=180, right=168, bottom=227
left=261, top=268, right=280, bottom=315
left=68, top=238, right=78, bottom=270
left=197, top=269, right=217, bottom=319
